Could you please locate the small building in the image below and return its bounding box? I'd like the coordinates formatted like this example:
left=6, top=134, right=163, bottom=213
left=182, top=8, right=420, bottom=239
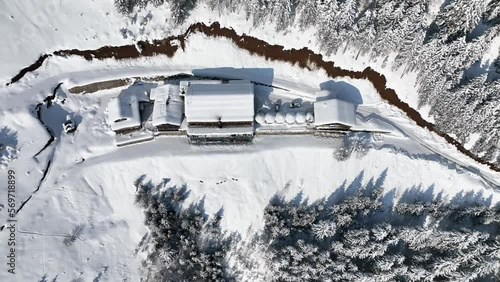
left=150, top=84, right=184, bottom=131
left=184, top=81, right=255, bottom=142
left=107, top=96, right=142, bottom=134
left=314, top=98, right=356, bottom=130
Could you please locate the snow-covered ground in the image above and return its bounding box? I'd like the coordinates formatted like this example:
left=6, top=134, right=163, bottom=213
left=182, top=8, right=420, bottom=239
left=1, top=31, right=499, bottom=280
left=0, top=1, right=445, bottom=121
left=1, top=1, right=499, bottom=281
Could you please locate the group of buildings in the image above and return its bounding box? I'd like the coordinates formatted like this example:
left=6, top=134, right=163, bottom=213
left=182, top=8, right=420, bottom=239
left=107, top=79, right=357, bottom=143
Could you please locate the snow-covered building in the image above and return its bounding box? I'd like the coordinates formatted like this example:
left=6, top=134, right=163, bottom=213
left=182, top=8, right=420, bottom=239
left=150, top=84, right=184, bottom=131
left=314, top=98, right=356, bottom=130
left=184, top=81, right=255, bottom=142
left=107, top=96, right=142, bottom=134
left=179, top=79, right=223, bottom=96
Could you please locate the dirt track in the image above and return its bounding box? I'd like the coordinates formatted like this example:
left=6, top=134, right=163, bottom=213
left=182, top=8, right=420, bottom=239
left=5, top=22, right=499, bottom=172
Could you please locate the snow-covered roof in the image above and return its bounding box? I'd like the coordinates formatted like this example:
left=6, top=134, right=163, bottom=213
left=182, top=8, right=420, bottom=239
left=185, top=82, right=255, bottom=123
left=187, top=126, right=254, bottom=137
left=152, top=89, right=184, bottom=127
left=179, top=80, right=223, bottom=95
left=108, top=96, right=141, bottom=131
left=150, top=84, right=179, bottom=100
left=314, top=98, right=356, bottom=127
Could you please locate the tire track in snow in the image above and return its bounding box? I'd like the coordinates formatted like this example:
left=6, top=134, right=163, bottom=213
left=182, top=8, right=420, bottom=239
left=356, top=107, right=500, bottom=189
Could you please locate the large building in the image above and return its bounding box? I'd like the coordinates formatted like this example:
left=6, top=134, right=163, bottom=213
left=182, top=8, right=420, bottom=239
left=184, top=81, right=255, bottom=142
left=314, top=90, right=356, bottom=130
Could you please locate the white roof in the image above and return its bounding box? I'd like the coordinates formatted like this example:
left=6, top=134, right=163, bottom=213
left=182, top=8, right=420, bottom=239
left=314, top=98, right=356, bottom=127
left=187, top=126, right=254, bottom=137
left=150, top=84, right=179, bottom=100
left=179, top=80, right=223, bottom=95
left=108, top=96, right=141, bottom=131
left=185, top=83, right=254, bottom=123
left=152, top=91, right=184, bottom=127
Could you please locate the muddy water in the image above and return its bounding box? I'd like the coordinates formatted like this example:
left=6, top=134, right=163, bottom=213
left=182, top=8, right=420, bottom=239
left=5, top=22, right=499, bottom=172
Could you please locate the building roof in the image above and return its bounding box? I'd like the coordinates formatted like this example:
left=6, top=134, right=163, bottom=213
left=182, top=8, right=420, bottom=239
left=151, top=85, right=184, bottom=127
left=179, top=80, right=223, bottom=96
left=314, top=98, right=356, bottom=127
left=185, top=83, right=254, bottom=123
left=108, top=96, right=141, bottom=131
left=150, top=84, right=179, bottom=100
left=187, top=125, right=254, bottom=137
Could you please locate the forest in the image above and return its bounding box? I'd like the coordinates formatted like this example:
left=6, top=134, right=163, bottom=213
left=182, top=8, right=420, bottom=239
left=134, top=175, right=500, bottom=281
left=114, top=0, right=500, bottom=167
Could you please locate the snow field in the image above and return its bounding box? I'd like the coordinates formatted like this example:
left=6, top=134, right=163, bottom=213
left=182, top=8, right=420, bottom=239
left=0, top=3, right=499, bottom=279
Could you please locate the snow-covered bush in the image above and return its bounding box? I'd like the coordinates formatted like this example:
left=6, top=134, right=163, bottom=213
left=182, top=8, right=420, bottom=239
left=334, top=133, right=373, bottom=161
left=0, top=126, right=18, bottom=169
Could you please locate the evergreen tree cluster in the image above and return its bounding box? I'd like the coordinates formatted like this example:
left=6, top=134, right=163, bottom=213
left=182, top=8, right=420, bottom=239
left=115, top=0, right=198, bottom=23
left=134, top=175, right=500, bottom=281
left=134, top=177, right=233, bottom=282
left=254, top=181, right=500, bottom=281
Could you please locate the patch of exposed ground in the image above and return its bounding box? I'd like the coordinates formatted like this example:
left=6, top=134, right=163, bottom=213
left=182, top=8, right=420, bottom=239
left=68, top=79, right=132, bottom=94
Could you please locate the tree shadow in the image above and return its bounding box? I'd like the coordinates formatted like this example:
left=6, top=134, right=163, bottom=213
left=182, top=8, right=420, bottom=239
left=398, top=184, right=437, bottom=203
left=449, top=190, right=494, bottom=208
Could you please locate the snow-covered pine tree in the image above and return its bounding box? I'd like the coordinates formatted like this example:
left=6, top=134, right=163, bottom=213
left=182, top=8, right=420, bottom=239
left=316, top=0, right=341, bottom=54
left=427, top=0, right=487, bottom=42
left=312, top=220, right=336, bottom=240
left=296, top=0, right=318, bottom=29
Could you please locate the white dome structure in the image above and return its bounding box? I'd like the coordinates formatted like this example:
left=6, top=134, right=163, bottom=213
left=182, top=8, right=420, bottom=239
left=255, top=113, right=265, bottom=124
left=285, top=113, right=295, bottom=124
left=306, top=112, right=314, bottom=123
left=265, top=112, right=276, bottom=124
left=296, top=112, right=306, bottom=124
left=275, top=112, right=286, bottom=124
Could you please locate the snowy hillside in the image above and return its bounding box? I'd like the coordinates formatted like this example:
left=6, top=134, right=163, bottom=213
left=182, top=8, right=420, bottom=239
left=0, top=0, right=500, bottom=281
